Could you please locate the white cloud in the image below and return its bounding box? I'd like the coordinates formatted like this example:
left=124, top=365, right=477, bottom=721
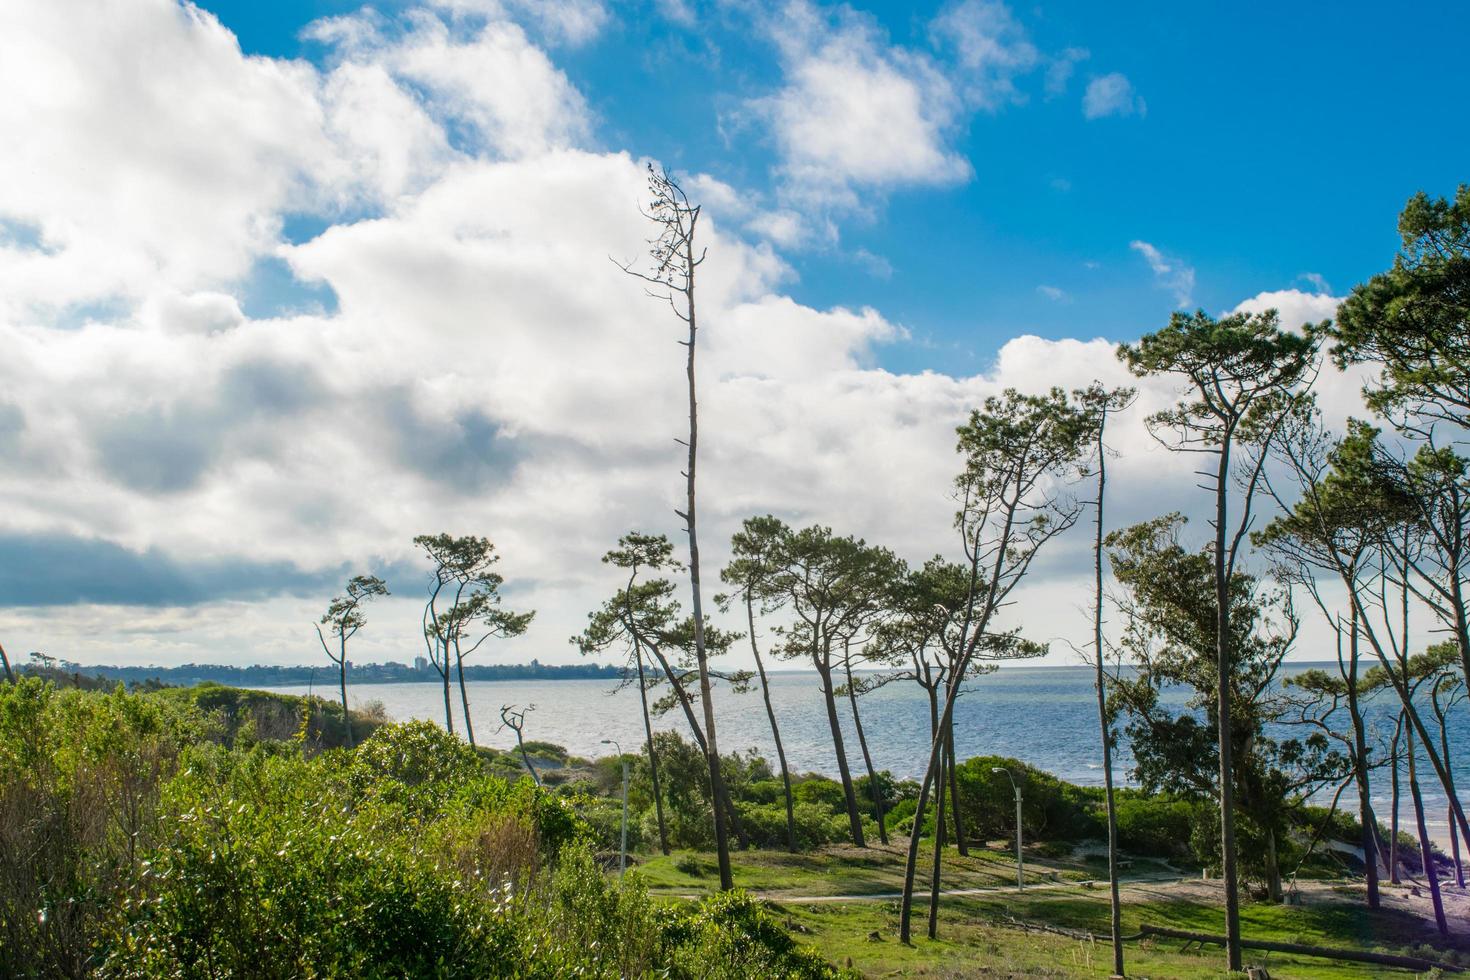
left=0, top=1, right=1367, bottom=676
left=1044, top=46, right=1088, bottom=96
left=929, top=0, right=1039, bottom=109
left=1130, top=240, right=1195, bottom=307
left=1036, top=284, right=1069, bottom=302
left=1231, top=288, right=1371, bottom=429
left=1083, top=71, right=1145, bottom=119
left=0, top=0, right=332, bottom=315
left=750, top=2, right=971, bottom=212
left=422, top=0, right=610, bottom=47
left=308, top=11, right=591, bottom=159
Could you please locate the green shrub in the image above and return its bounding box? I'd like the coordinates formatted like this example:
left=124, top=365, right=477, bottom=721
left=0, top=681, right=844, bottom=978
left=953, top=756, right=1102, bottom=844
left=793, top=776, right=846, bottom=813
left=1113, top=792, right=1198, bottom=859
left=0, top=679, right=197, bottom=977
left=661, top=889, right=842, bottom=979
left=105, top=753, right=524, bottom=977
left=736, top=801, right=850, bottom=850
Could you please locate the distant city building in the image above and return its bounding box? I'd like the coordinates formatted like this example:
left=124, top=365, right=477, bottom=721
left=414, top=656, right=429, bottom=672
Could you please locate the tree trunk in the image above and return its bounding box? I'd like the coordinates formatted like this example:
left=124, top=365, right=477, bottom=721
left=1407, top=726, right=1449, bottom=935
left=1213, top=438, right=1243, bottom=972
left=643, top=643, right=748, bottom=850
left=1265, top=828, right=1283, bottom=904
left=927, top=740, right=948, bottom=940
left=1345, top=606, right=1378, bottom=906
left=455, top=651, right=476, bottom=748
left=1448, top=559, right=1470, bottom=704
left=1361, top=641, right=1470, bottom=855
left=944, top=720, right=967, bottom=856
left=749, top=594, right=796, bottom=853
left=634, top=646, right=670, bottom=856
left=1337, top=559, right=1470, bottom=859
left=680, top=235, right=734, bottom=891
left=820, top=662, right=866, bottom=847
left=441, top=664, right=454, bottom=735
left=844, top=655, right=887, bottom=845
left=338, top=661, right=353, bottom=749
left=900, top=682, right=958, bottom=942
left=0, top=639, right=14, bottom=683
left=516, top=730, right=540, bottom=787
left=1090, top=407, right=1125, bottom=976
left=1434, top=699, right=1466, bottom=888
left=1449, top=805, right=1465, bottom=890
left=1391, top=714, right=1403, bottom=884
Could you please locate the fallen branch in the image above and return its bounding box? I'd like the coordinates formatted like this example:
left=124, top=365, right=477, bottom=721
left=1138, top=923, right=1463, bottom=973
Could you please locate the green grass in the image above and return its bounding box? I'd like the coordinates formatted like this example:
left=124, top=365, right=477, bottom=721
left=637, top=841, right=1094, bottom=898
left=630, top=843, right=1469, bottom=977
left=773, top=889, right=1468, bottom=978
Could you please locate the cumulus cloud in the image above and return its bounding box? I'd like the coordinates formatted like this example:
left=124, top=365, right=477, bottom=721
left=0, top=1, right=1366, bottom=672
left=307, top=9, right=590, bottom=159
left=744, top=0, right=1047, bottom=227
left=1130, top=240, right=1195, bottom=307
left=1083, top=72, right=1146, bottom=119
left=749, top=2, right=971, bottom=214
left=0, top=0, right=332, bottom=316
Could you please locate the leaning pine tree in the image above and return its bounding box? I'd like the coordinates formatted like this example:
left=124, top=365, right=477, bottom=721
left=314, top=574, right=389, bottom=748
left=1117, top=310, right=1316, bottom=972
left=617, top=167, right=734, bottom=888
left=898, top=388, right=1093, bottom=943
left=721, top=516, right=800, bottom=854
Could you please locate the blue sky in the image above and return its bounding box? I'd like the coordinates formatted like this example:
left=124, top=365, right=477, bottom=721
left=0, top=0, right=1463, bottom=666
left=207, top=0, right=1469, bottom=376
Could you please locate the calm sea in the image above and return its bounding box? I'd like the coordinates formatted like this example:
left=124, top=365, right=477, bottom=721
left=258, top=662, right=1469, bottom=843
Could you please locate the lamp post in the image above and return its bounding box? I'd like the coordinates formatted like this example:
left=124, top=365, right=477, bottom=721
left=602, top=738, right=628, bottom=878
left=992, top=767, right=1023, bottom=890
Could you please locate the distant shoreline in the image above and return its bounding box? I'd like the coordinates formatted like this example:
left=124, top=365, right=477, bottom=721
left=24, top=658, right=1348, bottom=689
left=22, top=659, right=627, bottom=688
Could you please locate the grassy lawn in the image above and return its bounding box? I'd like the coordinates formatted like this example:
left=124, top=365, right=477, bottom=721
left=637, top=840, right=1100, bottom=898
left=632, top=842, right=1470, bottom=977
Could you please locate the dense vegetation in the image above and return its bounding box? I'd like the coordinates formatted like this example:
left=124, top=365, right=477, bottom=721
left=0, top=678, right=841, bottom=978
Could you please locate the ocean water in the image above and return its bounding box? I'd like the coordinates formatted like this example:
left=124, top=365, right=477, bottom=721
left=259, top=662, right=1469, bottom=842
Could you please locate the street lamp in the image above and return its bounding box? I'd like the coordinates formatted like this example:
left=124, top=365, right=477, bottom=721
left=601, top=738, right=628, bottom=878
left=992, top=767, right=1023, bottom=890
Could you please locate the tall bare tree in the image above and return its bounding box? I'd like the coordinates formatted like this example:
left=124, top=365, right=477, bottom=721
left=0, top=638, right=13, bottom=683
left=617, top=165, right=734, bottom=889
left=1075, top=382, right=1135, bottom=975
left=1118, top=311, right=1317, bottom=970
left=314, top=574, right=388, bottom=749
